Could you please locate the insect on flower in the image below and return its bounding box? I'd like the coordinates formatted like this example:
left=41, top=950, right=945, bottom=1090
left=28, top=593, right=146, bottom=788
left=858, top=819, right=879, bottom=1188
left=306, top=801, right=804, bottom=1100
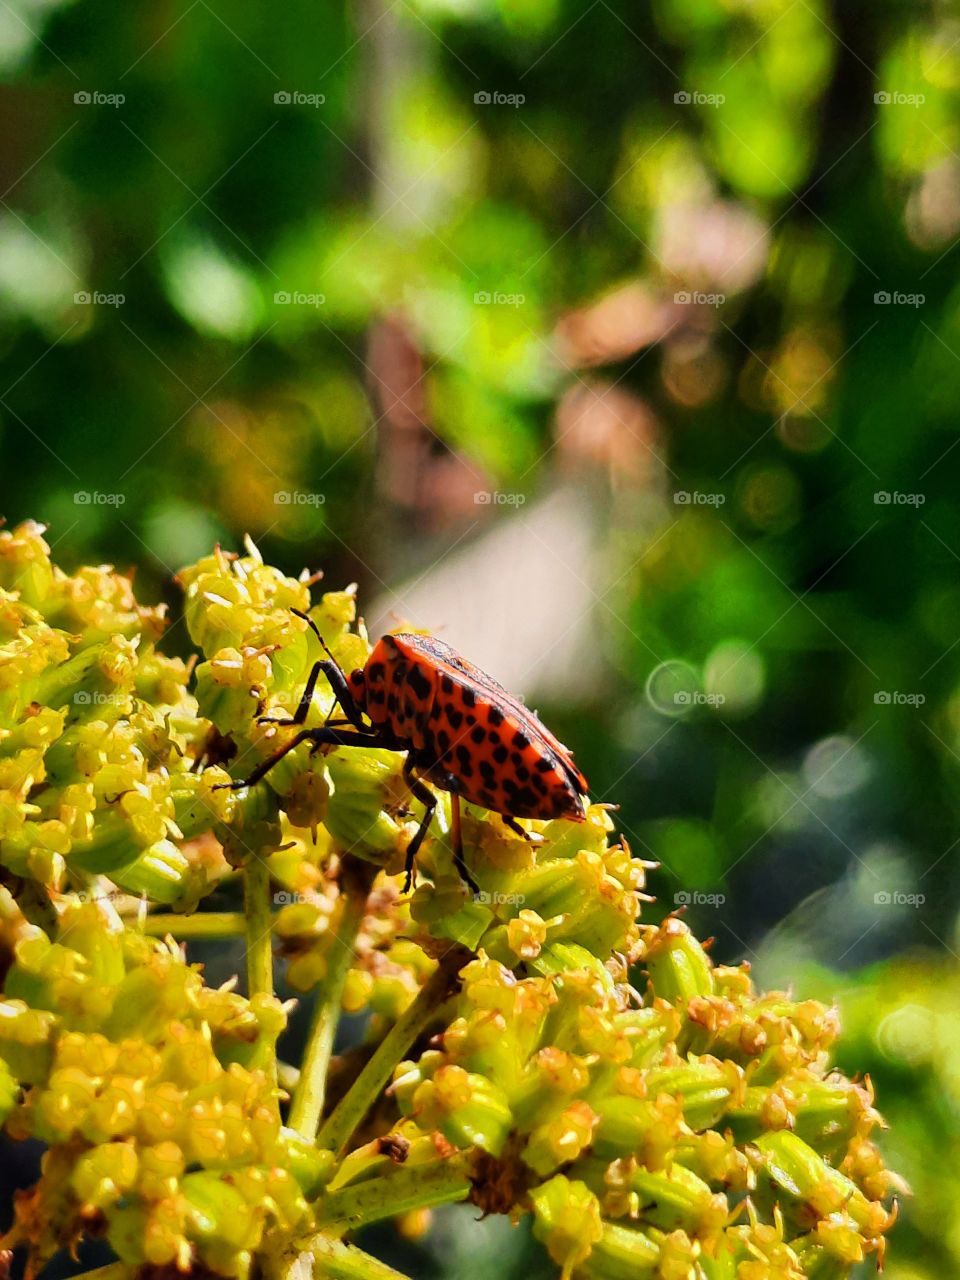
left=220, top=611, right=589, bottom=892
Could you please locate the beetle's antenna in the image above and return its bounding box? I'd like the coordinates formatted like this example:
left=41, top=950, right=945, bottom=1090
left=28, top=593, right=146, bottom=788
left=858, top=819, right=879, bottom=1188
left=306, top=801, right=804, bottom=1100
left=291, top=607, right=340, bottom=665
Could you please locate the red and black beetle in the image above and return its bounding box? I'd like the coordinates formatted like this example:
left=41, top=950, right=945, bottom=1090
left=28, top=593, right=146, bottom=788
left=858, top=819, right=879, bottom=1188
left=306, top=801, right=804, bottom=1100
left=222, top=611, right=589, bottom=891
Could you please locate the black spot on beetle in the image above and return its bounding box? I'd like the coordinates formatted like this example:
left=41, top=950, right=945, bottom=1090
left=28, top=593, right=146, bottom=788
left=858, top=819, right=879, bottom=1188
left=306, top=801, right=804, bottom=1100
left=440, top=674, right=455, bottom=694
left=512, top=730, right=529, bottom=750
left=470, top=726, right=486, bottom=745
left=535, top=756, right=554, bottom=772
left=492, top=744, right=509, bottom=764
left=368, top=662, right=386, bottom=683
left=447, top=708, right=464, bottom=730
left=488, top=707, right=504, bottom=726
left=407, top=664, right=432, bottom=700
left=461, top=687, right=476, bottom=708
left=437, top=729, right=451, bottom=753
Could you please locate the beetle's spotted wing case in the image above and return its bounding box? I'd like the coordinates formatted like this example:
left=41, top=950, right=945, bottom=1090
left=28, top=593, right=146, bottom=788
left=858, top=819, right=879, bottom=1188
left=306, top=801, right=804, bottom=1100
left=387, top=632, right=588, bottom=818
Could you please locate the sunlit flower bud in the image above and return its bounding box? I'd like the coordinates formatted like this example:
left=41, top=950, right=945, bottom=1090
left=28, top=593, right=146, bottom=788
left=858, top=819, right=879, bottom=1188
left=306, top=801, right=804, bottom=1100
left=530, top=1175, right=605, bottom=1279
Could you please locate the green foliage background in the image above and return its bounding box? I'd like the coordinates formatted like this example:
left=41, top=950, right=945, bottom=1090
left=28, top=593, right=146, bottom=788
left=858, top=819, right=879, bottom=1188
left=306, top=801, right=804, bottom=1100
left=1, top=0, right=959, bottom=1275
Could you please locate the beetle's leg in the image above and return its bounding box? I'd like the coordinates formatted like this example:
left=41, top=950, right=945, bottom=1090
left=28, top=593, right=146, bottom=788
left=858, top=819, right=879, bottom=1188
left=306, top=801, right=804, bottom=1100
left=259, top=647, right=327, bottom=728
left=401, top=757, right=438, bottom=893
left=257, top=608, right=368, bottom=732
left=215, top=726, right=382, bottom=791
left=503, top=814, right=543, bottom=845
left=449, top=791, right=479, bottom=893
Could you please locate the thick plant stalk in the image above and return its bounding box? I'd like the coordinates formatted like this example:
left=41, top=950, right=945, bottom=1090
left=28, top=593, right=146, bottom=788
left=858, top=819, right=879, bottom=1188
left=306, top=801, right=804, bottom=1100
left=141, top=911, right=247, bottom=938
left=245, top=856, right=276, bottom=998
left=314, top=1155, right=474, bottom=1234
left=318, top=944, right=470, bottom=1157
left=288, top=859, right=376, bottom=1139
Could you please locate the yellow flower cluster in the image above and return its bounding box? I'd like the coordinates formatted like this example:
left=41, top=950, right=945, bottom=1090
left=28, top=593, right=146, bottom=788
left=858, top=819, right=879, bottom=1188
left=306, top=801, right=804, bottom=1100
left=0, top=527, right=902, bottom=1280
left=0, top=902, right=310, bottom=1278
left=392, top=919, right=901, bottom=1279
left=0, top=521, right=232, bottom=905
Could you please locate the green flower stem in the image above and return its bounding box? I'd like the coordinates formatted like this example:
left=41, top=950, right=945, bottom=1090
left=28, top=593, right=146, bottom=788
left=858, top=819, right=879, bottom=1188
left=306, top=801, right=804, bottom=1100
left=312, top=1240, right=414, bottom=1280
left=313, top=1155, right=473, bottom=1235
left=245, top=856, right=275, bottom=999
left=140, top=911, right=247, bottom=938
left=287, top=858, right=376, bottom=1139
left=318, top=944, right=470, bottom=1157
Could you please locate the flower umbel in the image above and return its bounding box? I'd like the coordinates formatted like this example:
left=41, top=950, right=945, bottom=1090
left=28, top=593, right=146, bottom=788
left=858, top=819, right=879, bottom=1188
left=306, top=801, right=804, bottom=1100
left=0, top=524, right=900, bottom=1280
